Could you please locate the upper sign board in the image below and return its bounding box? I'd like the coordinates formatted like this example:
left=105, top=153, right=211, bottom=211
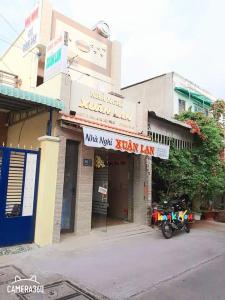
left=23, top=1, right=42, bottom=55
left=44, top=33, right=68, bottom=82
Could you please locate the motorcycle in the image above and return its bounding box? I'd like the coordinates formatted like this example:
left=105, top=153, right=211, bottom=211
left=151, top=198, right=193, bottom=239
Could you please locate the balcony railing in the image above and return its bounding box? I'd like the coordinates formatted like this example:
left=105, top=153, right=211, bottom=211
left=0, top=70, right=21, bottom=88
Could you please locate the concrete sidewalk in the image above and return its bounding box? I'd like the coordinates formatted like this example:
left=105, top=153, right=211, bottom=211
left=0, top=221, right=225, bottom=299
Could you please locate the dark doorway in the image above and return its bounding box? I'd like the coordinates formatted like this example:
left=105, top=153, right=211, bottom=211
left=91, top=150, right=133, bottom=229
left=91, top=150, right=108, bottom=229
left=61, top=140, right=79, bottom=233
left=152, top=157, right=166, bottom=204
left=108, top=152, right=129, bottom=221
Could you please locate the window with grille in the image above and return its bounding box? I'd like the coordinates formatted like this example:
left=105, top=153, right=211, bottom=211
left=179, top=99, right=186, bottom=113
left=5, top=151, right=25, bottom=217
left=148, top=131, right=192, bottom=150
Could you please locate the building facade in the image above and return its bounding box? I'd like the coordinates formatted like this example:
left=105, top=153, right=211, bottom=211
left=0, top=0, right=172, bottom=246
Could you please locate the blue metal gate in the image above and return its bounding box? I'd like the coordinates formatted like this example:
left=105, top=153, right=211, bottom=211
left=0, top=147, right=40, bottom=247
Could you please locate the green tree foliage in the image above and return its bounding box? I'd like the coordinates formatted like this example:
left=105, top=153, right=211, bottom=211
left=153, top=110, right=225, bottom=211
left=210, top=99, right=225, bottom=124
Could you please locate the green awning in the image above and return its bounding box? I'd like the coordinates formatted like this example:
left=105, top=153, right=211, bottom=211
left=0, top=84, right=64, bottom=111
left=175, top=87, right=212, bottom=107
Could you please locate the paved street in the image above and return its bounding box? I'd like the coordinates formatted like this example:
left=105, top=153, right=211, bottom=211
left=135, top=253, right=225, bottom=300
left=0, top=221, right=225, bottom=299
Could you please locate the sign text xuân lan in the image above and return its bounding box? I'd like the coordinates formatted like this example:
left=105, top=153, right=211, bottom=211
left=83, top=127, right=169, bottom=160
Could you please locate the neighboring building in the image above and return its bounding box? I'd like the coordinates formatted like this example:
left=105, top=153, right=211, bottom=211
left=121, top=73, right=196, bottom=150
left=122, top=72, right=216, bottom=120
left=122, top=72, right=222, bottom=206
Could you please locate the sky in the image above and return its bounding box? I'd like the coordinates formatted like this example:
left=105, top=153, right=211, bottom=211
left=0, top=0, right=224, bottom=98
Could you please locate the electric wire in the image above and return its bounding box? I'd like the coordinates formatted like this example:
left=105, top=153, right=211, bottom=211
left=0, top=36, right=23, bottom=50
left=0, top=12, right=38, bottom=56
left=0, top=13, right=20, bottom=36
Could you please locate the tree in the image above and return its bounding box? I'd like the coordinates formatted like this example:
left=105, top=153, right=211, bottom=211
left=153, top=110, right=225, bottom=211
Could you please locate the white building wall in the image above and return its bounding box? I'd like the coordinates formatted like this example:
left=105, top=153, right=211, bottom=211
left=0, top=33, right=39, bottom=91
left=122, top=73, right=174, bottom=120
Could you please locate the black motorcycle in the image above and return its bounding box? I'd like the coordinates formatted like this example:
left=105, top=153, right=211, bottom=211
left=152, top=198, right=193, bottom=239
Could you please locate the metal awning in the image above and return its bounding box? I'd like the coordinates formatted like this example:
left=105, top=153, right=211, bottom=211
left=0, top=84, right=64, bottom=111
left=148, top=111, right=191, bottom=129
left=60, top=113, right=150, bottom=139
left=60, top=114, right=170, bottom=159
left=174, top=87, right=212, bottom=107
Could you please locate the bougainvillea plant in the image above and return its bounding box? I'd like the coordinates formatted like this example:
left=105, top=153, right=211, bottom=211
left=185, top=119, right=206, bottom=140
left=153, top=109, right=225, bottom=211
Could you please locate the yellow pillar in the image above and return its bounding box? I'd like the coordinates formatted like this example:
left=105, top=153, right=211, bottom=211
left=34, top=135, right=60, bottom=246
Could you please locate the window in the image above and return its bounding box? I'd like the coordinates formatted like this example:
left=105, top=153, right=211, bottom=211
left=148, top=131, right=192, bottom=149
left=204, top=109, right=209, bottom=116
left=178, top=99, right=186, bottom=113
left=36, top=53, right=45, bottom=87
left=194, top=105, right=199, bottom=112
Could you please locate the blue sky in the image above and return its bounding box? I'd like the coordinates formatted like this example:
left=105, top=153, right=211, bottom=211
left=0, top=0, right=224, bottom=98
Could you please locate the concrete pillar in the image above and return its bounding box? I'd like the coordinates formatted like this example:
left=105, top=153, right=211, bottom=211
left=75, top=142, right=94, bottom=235
left=34, top=135, right=60, bottom=246
left=145, top=156, right=152, bottom=225
left=145, top=156, right=152, bottom=206
left=133, top=155, right=150, bottom=224
left=52, top=136, right=66, bottom=243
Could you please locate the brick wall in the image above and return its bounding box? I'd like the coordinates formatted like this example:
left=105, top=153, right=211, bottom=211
left=75, top=142, right=94, bottom=235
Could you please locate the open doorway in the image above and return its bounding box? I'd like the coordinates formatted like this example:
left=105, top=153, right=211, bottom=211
left=91, top=150, right=133, bottom=229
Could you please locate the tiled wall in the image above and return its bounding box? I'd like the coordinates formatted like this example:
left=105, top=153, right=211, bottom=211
left=53, top=126, right=94, bottom=241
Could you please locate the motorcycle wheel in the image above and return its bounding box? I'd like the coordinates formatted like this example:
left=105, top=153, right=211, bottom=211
left=184, top=223, right=190, bottom=233
left=162, top=222, right=173, bottom=239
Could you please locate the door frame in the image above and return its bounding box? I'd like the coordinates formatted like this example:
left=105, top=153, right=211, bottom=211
left=61, top=140, right=79, bottom=233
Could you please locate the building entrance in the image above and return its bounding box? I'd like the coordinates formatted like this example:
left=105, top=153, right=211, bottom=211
left=91, top=150, right=133, bottom=229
